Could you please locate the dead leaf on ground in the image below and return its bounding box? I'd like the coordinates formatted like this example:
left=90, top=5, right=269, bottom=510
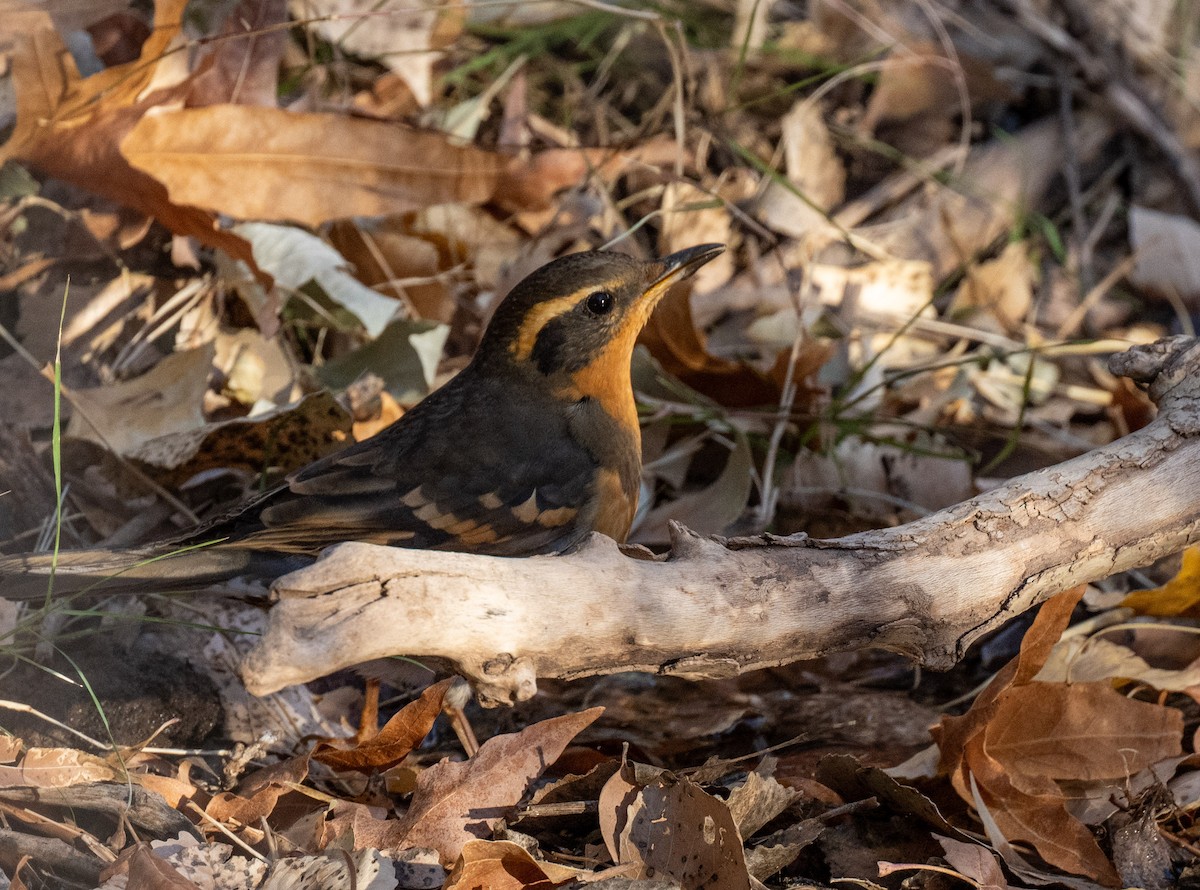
left=852, top=115, right=1112, bottom=282
left=384, top=707, right=603, bottom=863
left=118, top=389, right=352, bottom=488
left=313, top=678, right=453, bottom=774
left=633, top=427, right=753, bottom=545
left=1037, top=633, right=1200, bottom=691
left=756, top=99, right=845, bottom=240
left=64, top=344, right=214, bottom=456
left=206, top=753, right=310, bottom=828
left=932, top=585, right=1184, bottom=885
left=112, top=843, right=203, bottom=890
left=1, top=0, right=263, bottom=277
left=316, top=318, right=449, bottom=405
left=952, top=241, right=1037, bottom=331
left=235, top=222, right=407, bottom=336
left=494, top=148, right=611, bottom=215
left=936, top=835, right=1015, bottom=890
left=781, top=435, right=973, bottom=526
left=326, top=220, right=455, bottom=323
left=600, top=761, right=750, bottom=889
left=122, top=106, right=502, bottom=228
left=725, top=756, right=801, bottom=840
left=0, top=747, right=116, bottom=788
left=639, top=284, right=781, bottom=408
left=445, top=839, right=579, bottom=890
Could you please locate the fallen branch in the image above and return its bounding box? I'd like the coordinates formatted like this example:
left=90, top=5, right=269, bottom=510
left=242, top=338, right=1200, bottom=705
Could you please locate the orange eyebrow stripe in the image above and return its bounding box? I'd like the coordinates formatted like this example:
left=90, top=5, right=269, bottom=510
left=510, top=290, right=591, bottom=361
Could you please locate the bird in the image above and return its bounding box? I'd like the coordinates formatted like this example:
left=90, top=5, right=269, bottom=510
left=0, top=243, right=725, bottom=595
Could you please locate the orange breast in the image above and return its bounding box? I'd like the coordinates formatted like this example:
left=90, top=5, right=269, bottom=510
left=591, top=466, right=636, bottom=541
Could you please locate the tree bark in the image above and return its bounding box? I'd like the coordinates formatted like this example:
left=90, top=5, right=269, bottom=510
left=241, top=337, right=1200, bottom=705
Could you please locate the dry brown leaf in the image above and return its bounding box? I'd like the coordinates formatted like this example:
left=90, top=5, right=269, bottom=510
left=213, top=327, right=301, bottom=408
left=104, top=843, right=203, bottom=890
left=445, top=839, right=576, bottom=890
left=122, top=390, right=351, bottom=488
left=313, top=678, right=453, bottom=774
left=934, top=585, right=1086, bottom=781
left=493, top=149, right=610, bottom=214
left=0, top=747, right=116, bottom=788
left=953, top=241, right=1037, bottom=330
left=405, top=203, right=524, bottom=291
left=609, top=772, right=750, bottom=889
left=936, top=836, right=1014, bottom=890
left=121, top=105, right=502, bottom=227
left=0, top=738, right=22, bottom=764
left=317, top=799, right=394, bottom=851
left=931, top=584, right=1183, bottom=886
left=598, top=758, right=644, bottom=865
left=1037, top=635, right=1200, bottom=691
left=385, top=708, right=603, bottom=863
left=206, top=753, right=310, bottom=827
left=862, top=42, right=963, bottom=130
left=1, top=0, right=263, bottom=277
left=639, top=285, right=780, bottom=408
left=327, top=220, right=454, bottom=323
left=781, top=437, right=972, bottom=525
left=633, top=429, right=753, bottom=545
left=985, top=683, right=1182, bottom=789
left=854, top=115, right=1112, bottom=282
left=725, top=757, right=801, bottom=839
left=136, top=772, right=203, bottom=811
left=966, top=733, right=1120, bottom=886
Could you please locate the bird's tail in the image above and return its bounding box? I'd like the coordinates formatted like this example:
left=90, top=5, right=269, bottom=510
left=0, top=544, right=310, bottom=600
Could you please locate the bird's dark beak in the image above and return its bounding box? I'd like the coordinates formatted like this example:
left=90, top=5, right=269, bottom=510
left=625, top=243, right=726, bottom=330
left=651, top=243, right=726, bottom=290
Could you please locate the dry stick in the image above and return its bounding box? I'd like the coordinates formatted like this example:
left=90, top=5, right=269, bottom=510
left=185, top=801, right=270, bottom=863
left=241, top=338, right=1200, bottom=703
left=0, top=797, right=116, bottom=863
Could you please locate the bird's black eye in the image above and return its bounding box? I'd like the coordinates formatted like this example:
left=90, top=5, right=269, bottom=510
left=585, top=291, right=614, bottom=315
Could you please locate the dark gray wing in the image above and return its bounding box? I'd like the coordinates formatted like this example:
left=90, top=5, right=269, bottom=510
left=230, top=372, right=599, bottom=556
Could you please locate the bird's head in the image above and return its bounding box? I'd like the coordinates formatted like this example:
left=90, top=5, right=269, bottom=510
left=478, top=244, right=725, bottom=382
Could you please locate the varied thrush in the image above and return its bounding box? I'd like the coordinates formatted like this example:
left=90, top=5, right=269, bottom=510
left=0, top=243, right=724, bottom=591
